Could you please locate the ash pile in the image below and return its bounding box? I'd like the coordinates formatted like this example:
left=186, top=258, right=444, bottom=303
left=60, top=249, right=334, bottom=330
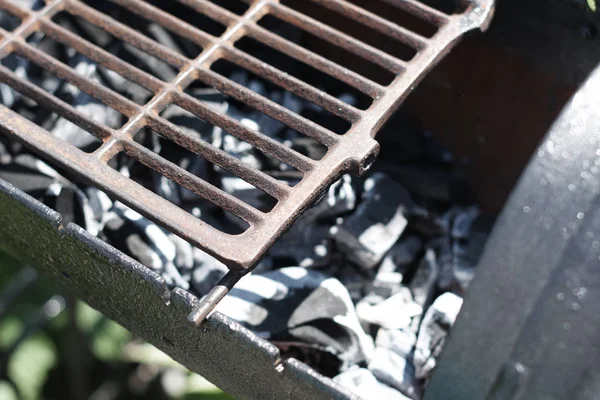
left=0, top=1, right=495, bottom=399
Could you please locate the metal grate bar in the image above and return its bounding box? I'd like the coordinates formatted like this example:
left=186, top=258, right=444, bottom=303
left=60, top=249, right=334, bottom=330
left=380, top=0, right=450, bottom=26
left=39, top=19, right=165, bottom=92
left=67, top=0, right=189, bottom=68
left=106, top=0, right=216, bottom=48
left=270, top=3, right=407, bottom=74
left=172, top=91, right=317, bottom=173
left=13, top=39, right=142, bottom=117
left=122, top=141, right=266, bottom=223
left=306, top=0, right=429, bottom=50
left=145, top=115, right=291, bottom=200
left=176, top=0, right=243, bottom=26
left=0, top=0, right=495, bottom=322
left=245, top=23, right=385, bottom=97
left=192, top=66, right=340, bottom=147
left=223, top=46, right=362, bottom=122
left=0, top=65, right=114, bottom=140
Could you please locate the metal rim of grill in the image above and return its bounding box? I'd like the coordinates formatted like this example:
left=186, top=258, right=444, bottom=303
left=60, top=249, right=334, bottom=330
left=0, top=0, right=494, bottom=320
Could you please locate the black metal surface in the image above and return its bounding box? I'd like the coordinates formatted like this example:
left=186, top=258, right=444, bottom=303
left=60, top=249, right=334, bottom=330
left=425, top=65, right=600, bottom=400
left=0, top=178, right=358, bottom=400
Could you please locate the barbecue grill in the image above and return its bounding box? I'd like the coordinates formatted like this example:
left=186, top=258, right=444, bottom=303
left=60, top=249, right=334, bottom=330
left=0, top=0, right=495, bottom=398
left=0, top=0, right=494, bottom=320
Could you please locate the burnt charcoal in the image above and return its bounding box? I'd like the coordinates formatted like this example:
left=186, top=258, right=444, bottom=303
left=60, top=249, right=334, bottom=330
left=169, top=233, right=194, bottom=271
left=215, top=267, right=374, bottom=369
left=427, top=236, right=454, bottom=291
left=407, top=205, right=449, bottom=238
left=409, top=249, right=438, bottom=310
left=334, top=263, right=371, bottom=302
left=334, top=368, right=412, bottom=400
left=331, top=173, right=413, bottom=269
left=356, top=288, right=422, bottom=331
left=190, top=248, right=228, bottom=296
left=104, top=213, right=161, bottom=271
left=98, top=65, right=153, bottom=104
left=372, top=235, right=423, bottom=298
left=146, top=23, right=186, bottom=56
left=272, top=341, right=342, bottom=378
left=85, top=187, right=113, bottom=224
left=413, top=292, right=463, bottom=379
left=50, top=56, right=122, bottom=150
left=368, top=347, right=421, bottom=399
left=120, top=42, right=178, bottom=82
left=262, top=175, right=357, bottom=268
left=0, top=160, right=58, bottom=195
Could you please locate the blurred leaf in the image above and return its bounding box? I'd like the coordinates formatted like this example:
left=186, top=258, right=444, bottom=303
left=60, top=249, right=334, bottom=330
left=124, top=342, right=184, bottom=369
left=181, top=393, right=233, bottom=400
left=0, top=318, right=22, bottom=349
left=0, top=381, right=18, bottom=400
left=75, top=301, right=104, bottom=332
left=8, top=333, right=57, bottom=400
left=589, top=0, right=597, bottom=11
left=91, top=318, right=131, bottom=361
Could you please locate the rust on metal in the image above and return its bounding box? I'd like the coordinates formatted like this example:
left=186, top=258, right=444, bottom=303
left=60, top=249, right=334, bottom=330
left=0, top=0, right=495, bottom=322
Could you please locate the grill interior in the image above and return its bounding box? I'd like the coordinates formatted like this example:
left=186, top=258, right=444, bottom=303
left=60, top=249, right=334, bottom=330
left=0, top=0, right=493, bottom=320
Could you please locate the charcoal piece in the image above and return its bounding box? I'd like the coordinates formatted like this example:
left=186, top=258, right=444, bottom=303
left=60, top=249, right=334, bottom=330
left=309, top=174, right=357, bottom=220
left=334, top=264, right=370, bottom=302
left=375, top=329, right=417, bottom=359
left=264, top=175, right=357, bottom=268
left=334, top=368, right=412, bottom=400
left=85, top=187, right=112, bottom=224
left=356, top=288, right=422, bottom=331
left=126, top=42, right=178, bottom=81
left=272, top=341, right=342, bottom=378
left=169, top=233, right=194, bottom=271
left=407, top=206, right=450, bottom=238
left=190, top=248, right=228, bottom=296
left=409, top=249, right=438, bottom=310
left=427, top=236, right=454, bottom=291
left=215, top=267, right=374, bottom=369
left=413, top=292, right=463, bottom=379
left=51, top=56, right=122, bottom=150
left=0, top=139, right=9, bottom=164
left=104, top=213, right=161, bottom=270
left=98, top=65, right=152, bottom=105
left=373, top=235, right=423, bottom=298
left=147, top=23, right=185, bottom=56
left=368, top=347, right=421, bottom=399
left=331, top=173, right=413, bottom=269
left=0, top=161, right=57, bottom=195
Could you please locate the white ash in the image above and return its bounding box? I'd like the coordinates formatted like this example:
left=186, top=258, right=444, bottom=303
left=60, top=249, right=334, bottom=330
left=356, top=288, right=422, bottom=331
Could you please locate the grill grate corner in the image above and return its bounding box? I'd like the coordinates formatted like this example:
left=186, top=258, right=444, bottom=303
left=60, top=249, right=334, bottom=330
left=0, top=0, right=495, bottom=321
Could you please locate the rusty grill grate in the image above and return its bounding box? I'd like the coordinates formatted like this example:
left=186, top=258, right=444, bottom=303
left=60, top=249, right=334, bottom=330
left=0, top=0, right=493, bottom=321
